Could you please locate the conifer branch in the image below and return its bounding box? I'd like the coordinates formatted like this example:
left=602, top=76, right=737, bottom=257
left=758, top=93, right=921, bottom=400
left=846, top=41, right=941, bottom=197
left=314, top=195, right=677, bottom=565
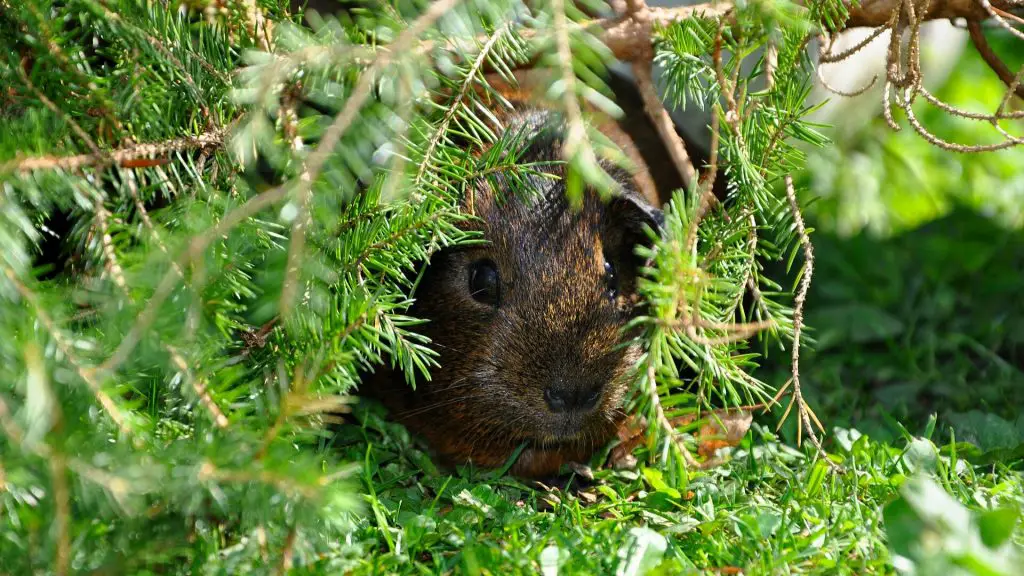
left=277, top=0, right=462, bottom=319
left=94, top=1, right=233, bottom=87
left=551, top=0, right=590, bottom=168
left=97, top=182, right=290, bottom=375
left=646, top=363, right=709, bottom=470
left=1, top=265, right=130, bottom=434
left=2, top=128, right=228, bottom=174
left=94, top=195, right=230, bottom=428
left=16, top=63, right=101, bottom=156
left=413, top=22, right=513, bottom=191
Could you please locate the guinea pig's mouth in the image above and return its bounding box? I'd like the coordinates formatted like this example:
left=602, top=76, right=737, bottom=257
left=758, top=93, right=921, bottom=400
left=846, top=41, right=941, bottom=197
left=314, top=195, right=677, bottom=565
left=530, top=413, right=610, bottom=447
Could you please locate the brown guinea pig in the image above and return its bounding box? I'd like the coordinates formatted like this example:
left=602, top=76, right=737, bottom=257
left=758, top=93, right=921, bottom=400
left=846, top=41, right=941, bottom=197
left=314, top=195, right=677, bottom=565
left=364, top=74, right=668, bottom=478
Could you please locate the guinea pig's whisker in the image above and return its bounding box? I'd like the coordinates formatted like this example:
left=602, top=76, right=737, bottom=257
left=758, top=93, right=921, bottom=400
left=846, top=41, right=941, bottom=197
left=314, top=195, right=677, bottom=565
left=396, top=394, right=480, bottom=418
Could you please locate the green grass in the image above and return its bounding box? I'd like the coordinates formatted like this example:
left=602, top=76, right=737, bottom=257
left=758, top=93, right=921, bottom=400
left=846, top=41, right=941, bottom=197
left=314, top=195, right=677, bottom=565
left=311, top=401, right=1022, bottom=574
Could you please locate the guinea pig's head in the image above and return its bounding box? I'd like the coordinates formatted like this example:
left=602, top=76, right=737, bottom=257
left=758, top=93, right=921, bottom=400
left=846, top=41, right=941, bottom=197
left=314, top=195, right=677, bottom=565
left=406, top=110, right=663, bottom=462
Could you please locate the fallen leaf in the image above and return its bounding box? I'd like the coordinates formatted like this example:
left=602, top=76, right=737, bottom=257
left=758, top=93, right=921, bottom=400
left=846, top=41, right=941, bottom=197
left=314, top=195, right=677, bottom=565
left=607, top=409, right=755, bottom=470
left=608, top=415, right=648, bottom=469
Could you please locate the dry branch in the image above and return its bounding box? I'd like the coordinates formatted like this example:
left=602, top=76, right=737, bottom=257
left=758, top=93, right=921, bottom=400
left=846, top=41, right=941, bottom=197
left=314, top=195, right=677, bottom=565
left=967, top=19, right=1024, bottom=101
left=3, top=129, right=227, bottom=174
left=592, top=0, right=1021, bottom=63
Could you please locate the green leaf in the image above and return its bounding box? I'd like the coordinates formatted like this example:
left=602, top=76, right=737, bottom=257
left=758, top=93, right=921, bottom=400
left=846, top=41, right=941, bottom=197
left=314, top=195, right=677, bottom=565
left=615, top=527, right=668, bottom=576
left=978, top=508, right=1019, bottom=549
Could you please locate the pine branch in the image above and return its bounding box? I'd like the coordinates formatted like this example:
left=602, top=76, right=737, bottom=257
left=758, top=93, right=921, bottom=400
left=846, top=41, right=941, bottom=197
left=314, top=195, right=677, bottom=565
left=2, top=128, right=228, bottom=173
left=1, top=264, right=130, bottom=434
left=277, top=0, right=462, bottom=319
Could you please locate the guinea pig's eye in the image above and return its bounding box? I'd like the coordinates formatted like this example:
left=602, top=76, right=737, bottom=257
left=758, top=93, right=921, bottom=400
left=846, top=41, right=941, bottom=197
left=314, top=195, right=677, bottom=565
left=603, top=258, right=618, bottom=301
left=468, top=259, right=501, bottom=307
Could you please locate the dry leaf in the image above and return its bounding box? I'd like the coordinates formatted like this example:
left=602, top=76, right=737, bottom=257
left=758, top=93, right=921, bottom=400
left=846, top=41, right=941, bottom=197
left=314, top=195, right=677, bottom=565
left=670, top=409, right=753, bottom=459
left=608, top=414, right=647, bottom=469
left=607, top=408, right=755, bottom=470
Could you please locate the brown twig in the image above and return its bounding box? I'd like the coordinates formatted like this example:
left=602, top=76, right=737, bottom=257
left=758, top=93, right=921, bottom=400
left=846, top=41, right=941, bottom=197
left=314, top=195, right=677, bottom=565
left=967, top=19, right=1024, bottom=100
left=631, top=59, right=697, bottom=190
left=779, top=175, right=839, bottom=470
left=49, top=454, right=72, bottom=576
left=3, top=129, right=227, bottom=174
left=276, top=526, right=297, bottom=576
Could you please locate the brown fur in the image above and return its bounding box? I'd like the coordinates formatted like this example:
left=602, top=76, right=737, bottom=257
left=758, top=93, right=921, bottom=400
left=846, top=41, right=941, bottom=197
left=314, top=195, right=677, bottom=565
left=363, top=73, right=665, bottom=478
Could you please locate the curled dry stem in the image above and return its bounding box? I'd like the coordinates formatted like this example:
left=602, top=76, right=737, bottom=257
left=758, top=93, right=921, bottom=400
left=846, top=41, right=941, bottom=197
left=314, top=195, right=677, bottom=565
left=779, top=175, right=840, bottom=471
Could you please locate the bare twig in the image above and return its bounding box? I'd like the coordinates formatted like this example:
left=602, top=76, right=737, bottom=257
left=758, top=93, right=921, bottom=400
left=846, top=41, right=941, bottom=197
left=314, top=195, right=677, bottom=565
left=967, top=19, right=1024, bottom=100
left=898, top=87, right=1024, bottom=151
left=818, top=27, right=888, bottom=64
left=49, top=454, right=71, bottom=576
left=918, top=85, right=1024, bottom=120
left=995, top=64, right=1024, bottom=119
left=631, top=59, right=697, bottom=190
left=979, top=0, right=1024, bottom=42
left=3, top=129, right=227, bottom=174
left=276, top=526, right=297, bottom=576
left=780, top=175, right=838, bottom=470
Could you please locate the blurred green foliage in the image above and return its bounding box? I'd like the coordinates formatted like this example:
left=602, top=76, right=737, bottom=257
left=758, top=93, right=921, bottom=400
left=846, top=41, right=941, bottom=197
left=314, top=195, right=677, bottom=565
left=800, top=31, right=1024, bottom=237
left=762, top=30, right=1024, bottom=450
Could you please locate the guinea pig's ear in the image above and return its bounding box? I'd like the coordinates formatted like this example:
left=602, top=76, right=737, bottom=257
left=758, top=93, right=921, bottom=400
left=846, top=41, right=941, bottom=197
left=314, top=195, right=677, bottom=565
left=602, top=193, right=663, bottom=293
left=608, top=192, right=664, bottom=246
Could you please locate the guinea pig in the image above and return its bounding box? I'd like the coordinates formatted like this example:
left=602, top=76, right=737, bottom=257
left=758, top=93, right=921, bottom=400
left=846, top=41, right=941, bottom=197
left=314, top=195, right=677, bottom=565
left=363, top=83, right=666, bottom=478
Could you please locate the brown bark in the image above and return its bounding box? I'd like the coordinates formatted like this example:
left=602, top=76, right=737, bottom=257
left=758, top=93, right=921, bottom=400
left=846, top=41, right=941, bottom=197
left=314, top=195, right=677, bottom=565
left=594, top=0, right=1020, bottom=63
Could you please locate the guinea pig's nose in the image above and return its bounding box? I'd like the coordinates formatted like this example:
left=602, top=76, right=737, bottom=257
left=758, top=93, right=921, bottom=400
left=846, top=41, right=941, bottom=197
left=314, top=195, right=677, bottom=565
left=544, top=384, right=602, bottom=413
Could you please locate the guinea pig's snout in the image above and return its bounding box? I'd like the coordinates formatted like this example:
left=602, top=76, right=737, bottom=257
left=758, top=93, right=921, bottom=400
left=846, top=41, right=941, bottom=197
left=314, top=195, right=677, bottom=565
left=543, top=382, right=602, bottom=413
